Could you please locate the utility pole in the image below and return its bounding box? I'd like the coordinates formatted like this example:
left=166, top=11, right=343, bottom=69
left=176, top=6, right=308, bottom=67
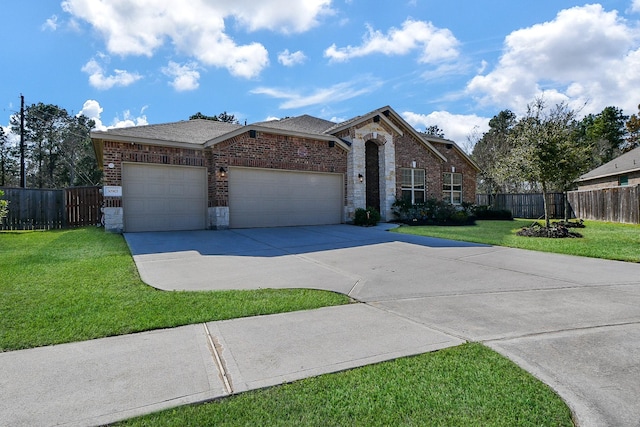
left=20, top=94, right=26, bottom=188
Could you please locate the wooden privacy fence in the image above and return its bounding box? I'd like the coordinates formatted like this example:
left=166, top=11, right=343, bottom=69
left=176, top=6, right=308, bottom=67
left=476, top=193, right=569, bottom=219
left=567, top=186, right=640, bottom=224
left=0, top=186, right=103, bottom=230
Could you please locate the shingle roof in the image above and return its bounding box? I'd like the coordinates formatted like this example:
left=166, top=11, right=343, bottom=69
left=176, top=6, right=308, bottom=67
left=92, top=119, right=243, bottom=145
left=253, top=115, right=337, bottom=135
left=579, top=146, right=640, bottom=181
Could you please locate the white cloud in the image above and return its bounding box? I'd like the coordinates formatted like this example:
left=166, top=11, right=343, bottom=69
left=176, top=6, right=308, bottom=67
left=402, top=110, right=490, bottom=146
left=162, top=61, right=200, bottom=91
left=229, top=0, right=333, bottom=33
left=42, top=15, right=58, bottom=31
left=278, top=49, right=307, bottom=67
left=111, top=110, right=149, bottom=128
left=81, top=58, right=142, bottom=90
left=79, top=100, right=148, bottom=130
left=467, top=4, right=640, bottom=115
left=62, top=0, right=331, bottom=79
left=79, top=99, right=105, bottom=130
left=324, top=19, right=460, bottom=63
left=251, top=77, right=383, bottom=109
left=632, top=0, right=640, bottom=13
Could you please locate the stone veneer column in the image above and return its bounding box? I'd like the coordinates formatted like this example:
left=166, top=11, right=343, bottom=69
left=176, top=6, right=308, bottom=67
left=349, top=123, right=396, bottom=222
left=379, top=138, right=396, bottom=221
left=347, top=136, right=366, bottom=221
left=103, top=207, right=123, bottom=233
left=208, top=207, right=229, bottom=229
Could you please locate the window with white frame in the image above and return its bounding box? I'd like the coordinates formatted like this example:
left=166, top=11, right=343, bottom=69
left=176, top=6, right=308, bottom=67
left=401, top=168, right=425, bottom=204
left=443, top=172, right=462, bottom=204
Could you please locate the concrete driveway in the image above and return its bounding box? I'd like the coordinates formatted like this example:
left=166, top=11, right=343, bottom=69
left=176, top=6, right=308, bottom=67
left=125, top=224, right=640, bottom=426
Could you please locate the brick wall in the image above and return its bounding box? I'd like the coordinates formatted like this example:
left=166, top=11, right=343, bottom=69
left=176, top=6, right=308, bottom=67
left=394, top=134, right=444, bottom=200
left=431, top=142, right=478, bottom=203
left=208, top=131, right=348, bottom=207
left=101, top=140, right=206, bottom=207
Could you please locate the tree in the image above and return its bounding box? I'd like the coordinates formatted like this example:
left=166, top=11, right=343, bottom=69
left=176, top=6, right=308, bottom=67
left=625, top=104, right=640, bottom=151
left=189, top=111, right=239, bottom=124
left=581, top=106, right=628, bottom=167
left=0, top=189, right=8, bottom=222
left=59, top=114, right=100, bottom=186
left=0, top=127, right=19, bottom=186
left=472, top=110, right=518, bottom=197
left=500, top=100, right=590, bottom=227
left=10, top=103, right=70, bottom=188
left=9, top=103, right=98, bottom=188
left=424, top=125, right=445, bottom=138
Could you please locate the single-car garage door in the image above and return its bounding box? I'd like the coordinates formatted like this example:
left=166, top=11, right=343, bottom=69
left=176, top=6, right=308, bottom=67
left=228, top=167, right=343, bottom=228
left=122, top=163, right=207, bottom=232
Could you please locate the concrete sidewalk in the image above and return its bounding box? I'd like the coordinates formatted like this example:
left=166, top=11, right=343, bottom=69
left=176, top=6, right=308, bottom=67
left=0, top=304, right=462, bottom=427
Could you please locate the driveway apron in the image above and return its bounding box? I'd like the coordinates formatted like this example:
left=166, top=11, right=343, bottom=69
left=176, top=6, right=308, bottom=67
left=125, top=224, right=640, bottom=427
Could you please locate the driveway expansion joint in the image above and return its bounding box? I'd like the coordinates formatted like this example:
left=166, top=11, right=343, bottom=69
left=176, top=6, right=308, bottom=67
left=203, top=323, right=233, bottom=395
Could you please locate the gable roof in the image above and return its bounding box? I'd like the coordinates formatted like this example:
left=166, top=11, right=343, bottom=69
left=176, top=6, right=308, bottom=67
left=91, top=119, right=242, bottom=146
left=426, top=136, right=481, bottom=172
left=579, top=146, right=640, bottom=182
left=253, top=115, right=336, bottom=134
left=91, top=105, right=479, bottom=171
left=326, top=105, right=448, bottom=163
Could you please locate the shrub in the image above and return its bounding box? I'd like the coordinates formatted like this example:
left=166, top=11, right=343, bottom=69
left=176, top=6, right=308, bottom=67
left=472, top=205, right=513, bottom=220
left=392, top=198, right=475, bottom=226
left=0, top=190, right=8, bottom=223
left=353, top=206, right=381, bottom=226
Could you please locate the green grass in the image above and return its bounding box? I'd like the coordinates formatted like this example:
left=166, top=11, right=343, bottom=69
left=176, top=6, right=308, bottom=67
left=394, top=219, right=640, bottom=262
left=117, top=343, right=573, bottom=427
left=0, top=227, right=349, bottom=351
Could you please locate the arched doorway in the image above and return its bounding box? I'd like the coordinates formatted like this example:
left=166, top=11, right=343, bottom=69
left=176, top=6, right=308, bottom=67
left=365, top=140, right=380, bottom=212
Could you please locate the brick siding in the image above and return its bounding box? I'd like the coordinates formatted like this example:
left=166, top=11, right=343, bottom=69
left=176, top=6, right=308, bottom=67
left=208, top=131, right=347, bottom=207
left=102, top=140, right=206, bottom=207
left=431, top=142, right=478, bottom=203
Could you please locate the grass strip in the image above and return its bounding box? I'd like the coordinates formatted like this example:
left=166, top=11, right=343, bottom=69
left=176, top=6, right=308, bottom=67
left=116, top=343, right=573, bottom=427
left=0, top=227, right=349, bottom=351
left=393, top=219, right=640, bottom=262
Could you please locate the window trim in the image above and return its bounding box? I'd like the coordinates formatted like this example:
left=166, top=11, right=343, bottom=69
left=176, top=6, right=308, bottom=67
left=400, top=168, right=426, bottom=204
left=443, top=172, right=463, bottom=205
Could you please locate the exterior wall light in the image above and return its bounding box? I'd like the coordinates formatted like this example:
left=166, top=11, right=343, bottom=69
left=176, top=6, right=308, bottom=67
left=219, top=167, right=227, bottom=177
left=358, top=173, right=364, bottom=183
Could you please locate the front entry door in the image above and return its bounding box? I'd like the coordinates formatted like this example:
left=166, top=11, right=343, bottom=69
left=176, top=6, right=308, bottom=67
left=365, top=140, right=380, bottom=212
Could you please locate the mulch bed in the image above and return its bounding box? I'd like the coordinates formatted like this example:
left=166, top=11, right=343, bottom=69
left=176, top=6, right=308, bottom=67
left=517, top=221, right=584, bottom=238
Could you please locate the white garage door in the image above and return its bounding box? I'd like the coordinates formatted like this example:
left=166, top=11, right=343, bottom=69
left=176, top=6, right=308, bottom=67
left=122, top=163, right=207, bottom=232
left=228, top=167, right=343, bottom=228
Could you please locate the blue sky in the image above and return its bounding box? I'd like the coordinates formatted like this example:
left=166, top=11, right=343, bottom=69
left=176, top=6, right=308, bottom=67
left=2, top=0, right=640, bottom=147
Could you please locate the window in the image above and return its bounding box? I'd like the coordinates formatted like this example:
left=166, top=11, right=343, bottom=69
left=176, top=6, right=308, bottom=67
left=619, top=175, right=629, bottom=186
left=443, top=172, right=462, bottom=204
left=400, top=168, right=425, bottom=204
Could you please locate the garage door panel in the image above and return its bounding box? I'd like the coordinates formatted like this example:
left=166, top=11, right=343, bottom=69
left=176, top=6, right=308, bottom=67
left=229, top=167, right=343, bottom=228
left=122, top=163, right=207, bottom=232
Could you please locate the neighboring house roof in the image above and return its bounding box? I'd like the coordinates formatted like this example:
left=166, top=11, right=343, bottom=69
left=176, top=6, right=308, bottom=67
left=578, top=146, right=640, bottom=182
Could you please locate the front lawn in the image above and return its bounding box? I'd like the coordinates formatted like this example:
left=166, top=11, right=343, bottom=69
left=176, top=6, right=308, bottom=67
left=393, top=219, right=640, bottom=262
left=117, top=343, right=573, bottom=427
left=0, top=228, right=349, bottom=351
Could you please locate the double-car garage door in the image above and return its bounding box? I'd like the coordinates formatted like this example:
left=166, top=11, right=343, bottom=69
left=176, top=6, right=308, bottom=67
left=122, top=163, right=343, bottom=231
left=228, top=167, right=343, bottom=228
